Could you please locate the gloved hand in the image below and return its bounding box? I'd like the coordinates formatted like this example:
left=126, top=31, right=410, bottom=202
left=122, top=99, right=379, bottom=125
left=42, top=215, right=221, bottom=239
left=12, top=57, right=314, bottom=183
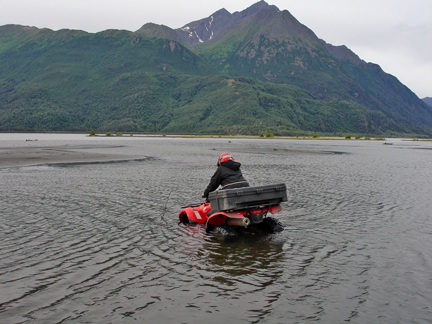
left=201, top=193, right=206, bottom=199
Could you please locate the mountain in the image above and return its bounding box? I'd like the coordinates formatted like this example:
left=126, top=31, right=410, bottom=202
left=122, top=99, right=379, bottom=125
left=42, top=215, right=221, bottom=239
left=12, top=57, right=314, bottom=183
left=137, top=1, right=281, bottom=49
left=1, top=1, right=431, bottom=136
left=0, top=25, right=217, bottom=132
left=423, top=97, right=432, bottom=107
left=137, top=1, right=432, bottom=135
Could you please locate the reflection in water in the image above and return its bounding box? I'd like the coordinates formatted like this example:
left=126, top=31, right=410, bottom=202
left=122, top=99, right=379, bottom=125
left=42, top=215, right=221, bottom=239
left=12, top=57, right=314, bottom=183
left=0, top=137, right=431, bottom=323
left=177, top=221, right=286, bottom=323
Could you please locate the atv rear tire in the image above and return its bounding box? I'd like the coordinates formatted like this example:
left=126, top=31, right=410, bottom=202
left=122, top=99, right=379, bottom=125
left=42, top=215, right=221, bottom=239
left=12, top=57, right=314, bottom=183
left=261, top=217, right=284, bottom=233
left=214, top=225, right=238, bottom=237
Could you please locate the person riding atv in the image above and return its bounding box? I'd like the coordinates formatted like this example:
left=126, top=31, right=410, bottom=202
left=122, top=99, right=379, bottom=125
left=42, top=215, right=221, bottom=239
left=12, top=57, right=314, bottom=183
left=202, top=153, right=249, bottom=199
left=180, top=153, right=286, bottom=236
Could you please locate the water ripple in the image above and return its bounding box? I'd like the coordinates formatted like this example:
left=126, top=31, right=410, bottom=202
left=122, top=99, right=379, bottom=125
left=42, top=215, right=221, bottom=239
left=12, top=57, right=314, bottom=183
left=1, top=138, right=431, bottom=323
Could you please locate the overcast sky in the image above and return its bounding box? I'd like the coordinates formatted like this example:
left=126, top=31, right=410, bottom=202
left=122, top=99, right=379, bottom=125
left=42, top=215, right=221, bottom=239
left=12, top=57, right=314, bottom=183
left=2, top=0, right=431, bottom=98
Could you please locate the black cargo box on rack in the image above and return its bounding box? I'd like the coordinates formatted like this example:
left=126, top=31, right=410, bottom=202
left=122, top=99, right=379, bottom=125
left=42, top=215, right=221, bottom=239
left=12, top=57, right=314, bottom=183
left=208, top=183, right=287, bottom=212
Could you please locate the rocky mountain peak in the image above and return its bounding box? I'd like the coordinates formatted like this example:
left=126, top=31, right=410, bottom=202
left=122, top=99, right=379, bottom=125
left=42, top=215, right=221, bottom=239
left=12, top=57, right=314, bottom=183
left=233, top=0, right=280, bottom=19
left=136, top=1, right=282, bottom=48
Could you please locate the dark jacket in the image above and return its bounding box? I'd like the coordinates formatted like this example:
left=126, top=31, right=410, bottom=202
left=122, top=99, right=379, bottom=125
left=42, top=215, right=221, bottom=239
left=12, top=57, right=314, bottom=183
left=203, top=160, right=249, bottom=198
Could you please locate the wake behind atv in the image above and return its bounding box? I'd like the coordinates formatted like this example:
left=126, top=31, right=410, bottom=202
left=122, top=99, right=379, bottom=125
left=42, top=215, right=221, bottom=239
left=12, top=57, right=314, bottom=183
left=179, top=183, right=287, bottom=235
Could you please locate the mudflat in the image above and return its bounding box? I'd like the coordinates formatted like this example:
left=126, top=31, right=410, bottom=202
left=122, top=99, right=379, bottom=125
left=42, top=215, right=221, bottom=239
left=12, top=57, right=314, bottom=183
left=0, top=145, right=140, bottom=168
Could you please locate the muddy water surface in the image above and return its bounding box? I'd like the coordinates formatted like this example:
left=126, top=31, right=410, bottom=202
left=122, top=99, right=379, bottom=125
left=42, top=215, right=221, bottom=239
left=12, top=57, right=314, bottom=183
left=1, top=135, right=431, bottom=323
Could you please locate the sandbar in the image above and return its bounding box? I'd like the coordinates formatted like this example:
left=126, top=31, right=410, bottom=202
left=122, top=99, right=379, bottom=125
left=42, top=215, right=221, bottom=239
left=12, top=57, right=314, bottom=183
left=0, top=145, right=143, bottom=168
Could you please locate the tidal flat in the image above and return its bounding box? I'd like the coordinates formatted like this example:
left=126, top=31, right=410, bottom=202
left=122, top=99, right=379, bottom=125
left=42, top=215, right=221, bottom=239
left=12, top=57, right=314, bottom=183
left=1, top=134, right=431, bottom=323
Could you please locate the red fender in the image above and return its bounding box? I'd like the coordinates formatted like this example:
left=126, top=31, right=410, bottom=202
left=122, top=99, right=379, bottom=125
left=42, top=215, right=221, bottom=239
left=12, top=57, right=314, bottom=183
left=179, top=207, right=207, bottom=224
left=269, top=204, right=283, bottom=214
left=207, top=211, right=246, bottom=226
left=179, top=203, right=210, bottom=224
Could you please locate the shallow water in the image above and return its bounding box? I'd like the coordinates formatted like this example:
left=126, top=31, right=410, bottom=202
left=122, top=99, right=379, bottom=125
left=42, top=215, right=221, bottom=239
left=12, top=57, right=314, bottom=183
left=1, top=135, right=431, bottom=323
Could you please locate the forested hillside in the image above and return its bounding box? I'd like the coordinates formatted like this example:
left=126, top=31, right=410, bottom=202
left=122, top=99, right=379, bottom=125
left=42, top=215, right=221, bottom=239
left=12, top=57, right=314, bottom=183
left=1, top=1, right=431, bottom=136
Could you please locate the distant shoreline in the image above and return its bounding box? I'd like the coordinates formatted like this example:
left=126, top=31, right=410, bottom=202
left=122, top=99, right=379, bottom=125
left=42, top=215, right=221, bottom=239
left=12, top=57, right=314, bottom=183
left=1, top=130, right=430, bottom=140
left=88, top=134, right=432, bottom=141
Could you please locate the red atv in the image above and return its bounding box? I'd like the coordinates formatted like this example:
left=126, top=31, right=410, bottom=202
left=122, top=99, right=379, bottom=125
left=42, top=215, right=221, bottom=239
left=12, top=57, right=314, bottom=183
left=179, top=183, right=287, bottom=236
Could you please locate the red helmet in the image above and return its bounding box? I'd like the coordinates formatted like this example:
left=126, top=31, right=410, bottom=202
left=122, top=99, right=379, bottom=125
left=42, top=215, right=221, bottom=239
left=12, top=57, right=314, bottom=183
left=217, top=153, right=235, bottom=166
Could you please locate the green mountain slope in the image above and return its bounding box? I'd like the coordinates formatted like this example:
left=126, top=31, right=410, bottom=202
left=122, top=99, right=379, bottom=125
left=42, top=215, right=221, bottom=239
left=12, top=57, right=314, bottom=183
left=195, top=9, right=361, bottom=98
left=0, top=25, right=217, bottom=132
left=1, top=1, right=431, bottom=136
left=192, top=6, right=432, bottom=133
left=0, top=24, right=393, bottom=134
left=323, top=42, right=432, bottom=132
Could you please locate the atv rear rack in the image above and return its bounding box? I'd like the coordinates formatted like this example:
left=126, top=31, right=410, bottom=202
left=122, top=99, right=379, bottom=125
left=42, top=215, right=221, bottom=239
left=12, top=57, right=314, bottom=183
left=208, top=183, right=287, bottom=212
